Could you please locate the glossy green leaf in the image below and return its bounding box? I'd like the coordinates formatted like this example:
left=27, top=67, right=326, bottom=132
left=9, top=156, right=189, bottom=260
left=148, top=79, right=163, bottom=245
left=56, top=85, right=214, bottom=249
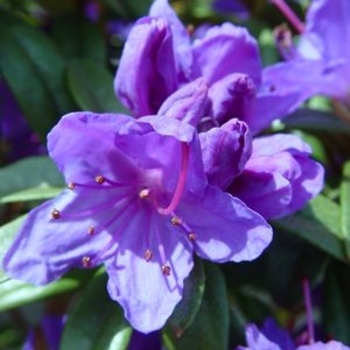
left=0, top=156, right=64, bottom=198
left=60, top=272, right=132, bottom=350
left=0, top=186, right=62, bottom=204
left=164, top=263, right=229, bottom=350
left=0, top=277, right=79, bottom=312
left=272, top=195, right=346, bottom=262
left=167, top=258, right=205, bottom=337
left=323, top=260, right=350, bottom=343
left=0, top=10, right=74, bottom=139
left=52, top=14, right=106, bottom=64
left=67, top=59, right=129, bottom=113
left=340, top=161, right=350, bottom=258
left=0, top=215, right=26, bottom=283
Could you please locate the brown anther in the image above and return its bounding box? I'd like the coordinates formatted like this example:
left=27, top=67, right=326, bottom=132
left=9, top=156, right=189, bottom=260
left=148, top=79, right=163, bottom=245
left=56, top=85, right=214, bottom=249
left=187, top=24, right=195, bottom=36
left=188, top=232, right=196, bottom=241
left=51, top=209, right=60, bottom=220
left=144, top=249, right=153, bottom=262
left=95, top=175, right=105, bottom=184
left=170, top=216, right=182, bottom=226
left=139, top=188, right=151, bottom=200
left=82, top=256, right=92, bottom=268
left=67, top=182, right=75, bottom=190
left=88, top=226, right=95, bottom=235
left=161, top=264, right=171, bottom=276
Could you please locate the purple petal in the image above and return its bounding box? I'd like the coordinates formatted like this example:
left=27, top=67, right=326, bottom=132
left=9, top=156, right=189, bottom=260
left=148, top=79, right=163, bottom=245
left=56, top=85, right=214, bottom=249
left=199, top=119, right=252, bottom=189
left=105, top=209, right=193, bottom=333
left=157, top=78, right=210, bottom=126
left=260, top=318, right=294, bottom=350
left=47, top=112, right=139, bottom=186
left=213, top=0, right=250, bottom=20
left=114, top=17, right=178, bottom=116
left=208, top=73, right=256, bottom=125
left=177, top=185, right=273, bottom=263
left=192, top=23, right=262, bottom=86
left=244, top=324, right=282, bottom=350
left=3, top=189, right=120, bottom=284
left=297, top=341, right=350, bottom=350
left=149, top=0, right=193, bottom=82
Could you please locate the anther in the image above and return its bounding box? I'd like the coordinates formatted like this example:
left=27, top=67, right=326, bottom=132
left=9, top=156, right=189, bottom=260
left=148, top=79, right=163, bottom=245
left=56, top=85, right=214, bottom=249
left=82, top=256, right=92, bottom=268
left=171, top=216, right=182, bottom=226
left=144, top=249, right=153, bottom=262
left=95, top=175, right=105, bottom=184
left=51, top=209, right=60, bottom=220
left=188, top=232, right=196, bottom=241
left=139, top=188, right=151, bottom=200
left=161, top=265, right=171, bottom=276
left=67, top=182, right=75, bottom=190
left=88, top=226, right=95, bottom=235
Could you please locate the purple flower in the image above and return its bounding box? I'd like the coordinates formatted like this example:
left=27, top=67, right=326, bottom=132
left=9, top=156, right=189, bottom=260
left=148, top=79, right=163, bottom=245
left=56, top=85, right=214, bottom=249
left=228, top=134, right=324, bottom=219
left=265, top=0, right=350, bottom=103
left=0, top=81, right=45, bottom=163
left=3, top=90, right=272, bottom=333
left=239, top=323, right=350, bottom=350
left=213, top=0, right=250, bottom=20
left=114, top=0, right=301, bottom=134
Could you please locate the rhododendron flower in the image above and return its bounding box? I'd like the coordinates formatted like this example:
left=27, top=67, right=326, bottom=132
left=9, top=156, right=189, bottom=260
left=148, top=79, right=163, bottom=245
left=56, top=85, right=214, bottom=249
left=265, top=0, right=350, bottom=103
left=3, top=92, right=272, bottom=333
left=114, top=0, right=301, bottom=134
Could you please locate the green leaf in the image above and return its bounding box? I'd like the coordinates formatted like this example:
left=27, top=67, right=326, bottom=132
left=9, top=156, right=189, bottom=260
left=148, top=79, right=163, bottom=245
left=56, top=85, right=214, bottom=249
left=0, top=277, right=79, bottom=312
left=282, top=109, right=350, bottom=134
left=340, top=161, right=350, bottom=259
left=164, top=263, right=229, bottom=350
left=0, top=215, right=26, bottom=283
left=0, top=156, right=64, bottom=198
left=67, top=59, right=129, bottom=113
left=0, top=186, right=62, bottom=204
left=272, top=195, right=346, bottom=262
left=323, top=260, right=350, bottom=343
left=0, top=10, right=74, bottom=139
left=167, top=258, right=205, bottom=337
left=60, top=271, right=132, bottom=350
left=52, top=14, right=106, bottom=64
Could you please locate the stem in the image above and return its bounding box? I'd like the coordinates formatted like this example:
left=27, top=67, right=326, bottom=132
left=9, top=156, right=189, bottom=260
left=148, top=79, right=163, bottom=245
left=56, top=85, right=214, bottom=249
left=158, top=142, right=189, bottom=215
left=302, top=278, right=315, bottom=344
left=271, top=0, right=305, bottom=33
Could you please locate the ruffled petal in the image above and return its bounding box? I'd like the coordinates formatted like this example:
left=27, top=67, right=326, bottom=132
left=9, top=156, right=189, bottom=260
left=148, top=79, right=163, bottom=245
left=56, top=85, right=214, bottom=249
left=114, top=17, right=178, bottom=116
left=192, top=23, right=262, bottom=86
left=199, top=119, right=252, bottom=189
left=177, top=185, right=273, bottom=263
left=47, top=112, right=139, bottom=185
left=157, top=78, right=210, bottom=126
left=105, top=209, right=193, bottom=333
left=149, top=0, right=193, bottom=82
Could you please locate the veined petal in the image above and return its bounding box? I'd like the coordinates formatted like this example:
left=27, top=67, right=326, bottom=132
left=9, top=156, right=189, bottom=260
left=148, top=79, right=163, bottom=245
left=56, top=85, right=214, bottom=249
left=105, top=208, right=193, bottom=333
left=199, top=119, right=252, bottom=189
left=177, top=185, right=272, bottom=263
left=192, top=23, right=262, bottom=86
left=2, top=188, right=131, bottom=284
left=47, top=112, right=139, bottom=186
left=149, top=0, right=193, bottom=82
left=114, top=17, right=178, bottom=116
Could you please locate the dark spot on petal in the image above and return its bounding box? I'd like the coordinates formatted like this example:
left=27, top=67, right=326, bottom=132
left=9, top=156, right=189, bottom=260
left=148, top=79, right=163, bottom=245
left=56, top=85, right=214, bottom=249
left=95, top=175, right=105, bottom=184
left=144, top=249, right=153, bottom=262
left=67, top=182, right=75, bottom=190
left=161, top=265, right=171, bottom=276
left=51, top=209, right=60, bottom=220
left=88, top=226, right=95, bottom=235
left=82, top=256, right=92, bottom=267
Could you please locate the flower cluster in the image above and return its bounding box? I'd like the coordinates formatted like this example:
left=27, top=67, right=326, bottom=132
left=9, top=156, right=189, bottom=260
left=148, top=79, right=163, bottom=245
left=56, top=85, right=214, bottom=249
left=2, top=0, right=326, bottom=341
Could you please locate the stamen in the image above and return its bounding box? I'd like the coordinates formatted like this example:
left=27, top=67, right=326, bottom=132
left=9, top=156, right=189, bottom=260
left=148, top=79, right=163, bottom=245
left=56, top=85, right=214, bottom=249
left=158, top=142, right=189, bottom=215
left=302, top=278, right=315, bottom=344
left=171, top=216, right=183, bottom=226
left=188, top=232, right=196, bottom=241
left=51, top=209, right=60, bottom=220
left=139, top=188, right=151, bottom=200
left=270, top=0, right=305, bottom=33
left=95, top=175, right=105, bottom=184
left=82, top=256, right=92, bottom=268
left=144, top=249, right=153, bottom=262
left=161, top=265, right=171, bottom=276
left=88, top=226, right=95, bottom=235
left=67, top=182, right=75, bottom=190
